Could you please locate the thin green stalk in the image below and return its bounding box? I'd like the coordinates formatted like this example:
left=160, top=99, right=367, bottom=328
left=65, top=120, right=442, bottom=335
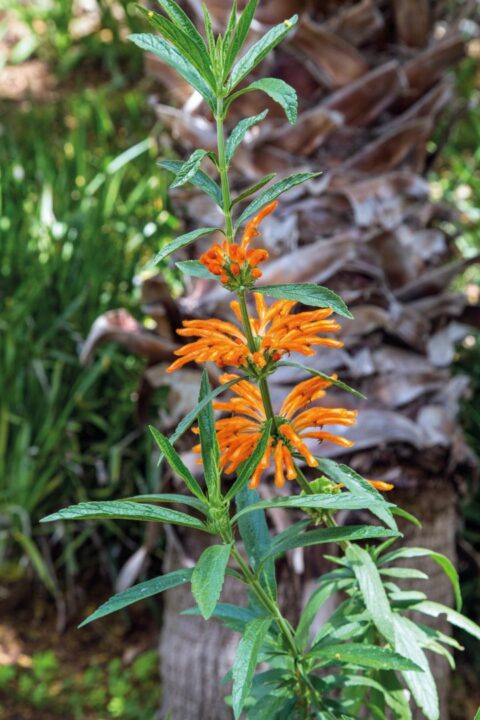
left=216, top=98, right=234, bottom=243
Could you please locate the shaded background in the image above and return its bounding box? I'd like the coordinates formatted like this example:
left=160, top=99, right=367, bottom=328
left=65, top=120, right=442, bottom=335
left=0, top=1, right=479, bottom=718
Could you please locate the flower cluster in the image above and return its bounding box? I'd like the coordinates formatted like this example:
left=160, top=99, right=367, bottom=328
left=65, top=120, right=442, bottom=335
left=166, top=292, right=342, bottom=374
left=199, top=201, right=276, bottom=288
left=193, top=374, right=357, bottom=488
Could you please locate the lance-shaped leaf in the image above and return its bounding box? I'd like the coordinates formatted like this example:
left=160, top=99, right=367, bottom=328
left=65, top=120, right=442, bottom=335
left=260, top=526, right=399, bottom=565
left=347, top=544, right=394, bottom=643
left=169, top=149, right=210, bottom=189
left=191, top=543, right=232, bottom=619
left=232, top=492, right=395, bottom=522
left=41, top=501, right=207, bottom=531
left=160, top=160, right=222, bottom=207
left=138, top=7, right=215, bottom=87
left=182, top=603, right=261, bottom=633
left=236, top=172, right=319, bottom=226
left=176, top=259, right=217, bottom=280
left=393, top=615, right=439, bottom=720
left=149, top=426, right=207, bottom=501
left=226, top=110, right=268, bottom=166
left=410, top=600, right=480, bottom=641
left=316, top=458, right=396, bottom=530
left=278, top=361, right=365, bottom=399
left=223, top=0, right=257, bottom=76
left=198, top=371, right=221, bottom=499
left=309, top=643, right=421, bottom=672
left=256, top=283, right=352, bottom=319
left=232, top=616, right=272, bottom=719
left=378, top=547, right=462, bottom=611
left=225, top=421, right=272, bottom=501
left=236, top=486, right=277, bottom=598
left=150, top=227, right=217, bottom=266
left=79, top=568, right=192, bottom=627
left=233, top=78, right=298, bottom=124
left=228, top=15, right=298, bottom=90
left=232, top=174, right=276, bottom=206
left=152, top=0, right=213, bottom=77
left=129, top=34, right=215, bottom=110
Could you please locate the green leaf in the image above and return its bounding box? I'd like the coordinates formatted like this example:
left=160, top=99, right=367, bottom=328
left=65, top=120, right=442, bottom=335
left=129, top=34, right=215, bottom=109
left=346, top=674, right=413, bottom=720
left=148, top=426, right=207, bottom=501
left=411, top=600, right=480, bottom=641
left=138, top=6, right=215, bottom=87
left=236, top=487, right=277, bottom=598
left=224, top=0, right=238, bottom=50
left=237, top=172, right=319, bottom=226
left=277, top=361, right=365, bottom=399
left=79, top=568, right=192, bottom=627
left=378, top=547, right=461, bottom=611
left=160, top=160, right=222, bottom=206
left=261, top=526, right=399, bottom=565
left=223, top=0, right=257, bottom=76
left=226, top=110, right=268, bottom=166
left=256, top=283, right=352, bottom=320
left=346, top=544, right=394, bottom=643
left=191, top=543, right=232, bottom=619
left=393, top=615, right=439, bottom=720
left=228, top=15, right=298, bottom=90
left=232, top=492, right=394, bottom=522
left=152, top=0, right=212, bottom=74
left=379, top=567, right=428, bottom=580
left=169, top=149, right=210, bottom=189
left=127, top=493, right=208, bottom=514
left=475, top=709, right=480, bottom=720
left=296, top=580, right=351, bottom=649
left=232, top=617, right=271, bottom=719
left=391, top=506, right=422, bottom=527
left=232, top=174, right=277, bottom=206
left=225, top=421, right=272, bottom=501
left=182, top=603, right=260, bottom=633
left=316, top=458, right=396, bottom=530
left=12, top=530, right=57, bottom=596
left=150, top=227, right=217, bottom=266
left=242, top=78, right=298, bottom=123
left=309, top=643, right=421, bottom=672
left=41, top=501, right=207, bottom=531
left=167, top=375, right=244, bottom=448
left=176, top=259, right=217, bottom=280
left=197, top=371, right=221, bottom=499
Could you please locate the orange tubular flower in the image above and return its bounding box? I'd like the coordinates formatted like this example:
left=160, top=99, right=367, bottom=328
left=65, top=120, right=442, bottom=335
left=197, top=373, right=357, bottom=489
left=166, top=293, right=343, bottom=373
left=199, top=201, right=276, bottom=287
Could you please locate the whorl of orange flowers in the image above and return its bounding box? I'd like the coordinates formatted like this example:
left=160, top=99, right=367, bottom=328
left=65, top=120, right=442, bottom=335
left=166, top=292, right=343, bottom=373
left=199, top=201, right=276, bottom=287
left=193, top=373, right=358, bottom=488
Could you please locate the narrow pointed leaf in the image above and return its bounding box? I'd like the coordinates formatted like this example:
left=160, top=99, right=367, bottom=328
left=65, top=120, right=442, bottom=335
left=128, top=493, right=208, bottom=514
left=191, top=543, right=232, bottom=619
left=411, top=600, right=480, bottom=640
left=278, top=361, right=365, bottom=398
left=170, top=149, right=209, bottom=189
left=41, top=501, right=207, bottom=530
left=228, top=15, right=298, bottom=90
left=182, top=603, right=260, bottom=633
left=256, top=283, right=352, bottom=319
left=79, top=568, right=192, bottom=627
left=176, top=259, right=217, bottom=280
left=236, top=487, right=276, bottom=597
left=160, top=160, right=222, bottom=206
left=226, top=110, right=268, bottom=166
left=393, top=615, right=439, bottom=720
left=309, top=643, right=421, bottom=672
left=232, top=492, right=395, bottom=521
left=224, top=0, right=257, bottom=75
left=198, top=371, right=221, bottom=498
left=225, top=421, right=272, bottom=501
left=148, top=426, right=206, bottom=500
left=244, top=78, right=297, bottom=123
left=150, top=227, right=216, bottom=266
left=232, top=174, right=276, bottom=206
left=153, top=0, right=212, bottom=73
left=237, top=172, right=319, bottom=226
left=129, top=34, right=215, bottom=109
left=346, top=544, right=394, bottom=642
left=232, top=617, right=272, bottom=719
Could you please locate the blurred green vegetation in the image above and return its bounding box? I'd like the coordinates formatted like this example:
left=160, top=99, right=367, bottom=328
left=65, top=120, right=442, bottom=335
left=0, top=60, right=180, bottom=589
left=0, top=647, right=160, bottom=719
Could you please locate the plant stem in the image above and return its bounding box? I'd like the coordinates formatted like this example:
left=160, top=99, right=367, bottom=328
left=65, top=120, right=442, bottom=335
left=216, top=98, right=234, bottom=243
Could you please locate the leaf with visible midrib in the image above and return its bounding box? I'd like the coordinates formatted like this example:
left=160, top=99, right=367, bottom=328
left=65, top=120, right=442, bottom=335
left=79, top=568, right=193, bottom=627
left=256, top=283, right=352, bottom=319
left=232, top=617, right=271, bottom=719
left=191, top=544, right=232, bottom=619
